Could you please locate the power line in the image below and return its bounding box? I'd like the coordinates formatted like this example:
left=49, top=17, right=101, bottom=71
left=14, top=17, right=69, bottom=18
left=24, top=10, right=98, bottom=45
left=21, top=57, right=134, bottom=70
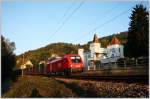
left=44, top=1, right=75, bottom=44
left=85, top=3, right=120, bottom=28
left=70, top=2, right=120, bottom=43
left=47, top=1, right=84, bottom=42
left=56, top=1, right=75, bottom=29
left=74, top=7, right=132, bottom=43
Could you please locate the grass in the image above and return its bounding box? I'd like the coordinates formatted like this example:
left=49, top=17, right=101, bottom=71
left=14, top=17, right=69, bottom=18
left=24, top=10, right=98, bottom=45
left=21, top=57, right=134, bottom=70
left=2, top=76, right=76, bottom=98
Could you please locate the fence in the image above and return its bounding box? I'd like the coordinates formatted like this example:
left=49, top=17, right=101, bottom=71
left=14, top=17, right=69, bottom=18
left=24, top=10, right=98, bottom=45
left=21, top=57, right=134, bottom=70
left=84, top=57, right=148, bottom=76
left=87, top=57, right=149, bottom=70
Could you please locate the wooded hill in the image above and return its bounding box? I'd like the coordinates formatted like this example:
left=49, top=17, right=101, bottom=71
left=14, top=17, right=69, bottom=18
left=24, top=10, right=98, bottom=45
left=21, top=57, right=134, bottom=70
left=16, top=31, right=128, bottom=68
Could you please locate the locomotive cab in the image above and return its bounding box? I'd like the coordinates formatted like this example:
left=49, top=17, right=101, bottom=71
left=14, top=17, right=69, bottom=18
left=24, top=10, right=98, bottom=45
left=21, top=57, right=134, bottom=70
left=63, top=54, right=83, bottom=75
left=46, top=54, right=84, bottom=76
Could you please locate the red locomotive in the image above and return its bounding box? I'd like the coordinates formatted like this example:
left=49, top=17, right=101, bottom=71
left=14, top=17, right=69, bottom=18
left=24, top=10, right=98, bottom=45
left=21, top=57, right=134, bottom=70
left=46, top=54, right=83, bottom=75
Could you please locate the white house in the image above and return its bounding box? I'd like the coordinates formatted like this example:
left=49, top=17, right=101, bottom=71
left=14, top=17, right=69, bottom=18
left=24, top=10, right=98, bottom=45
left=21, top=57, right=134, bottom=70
left=107, top=36, right=124, bottom=58
left=101, top=36, right=124, bottom=64
left=78, top=33, right=124, bottom=70
left=89, top=34, right=107, bottom=61
left=20, top=60, right=33, bottom=70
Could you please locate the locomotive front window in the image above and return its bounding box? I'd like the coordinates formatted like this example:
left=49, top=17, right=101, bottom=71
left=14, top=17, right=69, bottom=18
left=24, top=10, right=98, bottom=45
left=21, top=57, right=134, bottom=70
left=71, top=56, right=81, bottom=63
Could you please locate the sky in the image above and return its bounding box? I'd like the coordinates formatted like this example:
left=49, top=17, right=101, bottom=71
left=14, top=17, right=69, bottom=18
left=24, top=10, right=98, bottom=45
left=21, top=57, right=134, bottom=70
left=2, top=0, right=149, bottom=55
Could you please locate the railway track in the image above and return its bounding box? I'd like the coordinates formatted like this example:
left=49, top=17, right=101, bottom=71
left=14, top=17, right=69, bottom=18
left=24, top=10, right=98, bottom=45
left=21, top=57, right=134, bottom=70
left=53, top=75, right=149, bottom=84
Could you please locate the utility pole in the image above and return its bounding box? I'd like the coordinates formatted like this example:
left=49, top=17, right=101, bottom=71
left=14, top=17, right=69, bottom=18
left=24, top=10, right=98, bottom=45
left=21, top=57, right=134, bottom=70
left=93, top=53, right=96, bottom=70
left=21, top=54, right=24, bottom=76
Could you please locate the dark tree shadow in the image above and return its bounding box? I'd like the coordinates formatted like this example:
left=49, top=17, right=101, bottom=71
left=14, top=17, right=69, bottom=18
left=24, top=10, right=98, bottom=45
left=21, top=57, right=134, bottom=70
left=56, top=80, right=98, bottom=98
left=29, top=88, right=42, bottom=98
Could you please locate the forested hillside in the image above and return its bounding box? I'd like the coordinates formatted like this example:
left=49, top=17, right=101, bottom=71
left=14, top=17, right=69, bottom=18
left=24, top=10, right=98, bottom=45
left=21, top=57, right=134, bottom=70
left=16, top=31, right=128, bottom=68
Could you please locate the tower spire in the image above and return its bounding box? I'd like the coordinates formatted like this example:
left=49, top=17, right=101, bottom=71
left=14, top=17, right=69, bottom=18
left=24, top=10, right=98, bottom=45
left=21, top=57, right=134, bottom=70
left=93, top=34, right=99, bottom=43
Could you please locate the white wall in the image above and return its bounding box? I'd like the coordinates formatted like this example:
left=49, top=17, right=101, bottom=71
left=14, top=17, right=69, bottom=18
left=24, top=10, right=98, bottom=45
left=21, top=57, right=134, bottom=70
left=107, top=44, right=124, bottom=58
left=78, top=49, right=84, bottom=62
left=90, top=43, right=101, bottom=54
left=90, top=43, right=101, bottom=60
left=83, top=52, right=91, bottom=69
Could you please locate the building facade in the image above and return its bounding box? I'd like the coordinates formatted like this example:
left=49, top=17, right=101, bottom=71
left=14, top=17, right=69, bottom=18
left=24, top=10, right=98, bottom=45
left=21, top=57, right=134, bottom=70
left=78, top=34, right=124, bottom=70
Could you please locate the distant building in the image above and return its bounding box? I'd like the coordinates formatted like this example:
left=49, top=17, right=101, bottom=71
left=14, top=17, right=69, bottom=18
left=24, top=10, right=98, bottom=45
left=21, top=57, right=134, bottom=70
left=25, top=60, right=33, bottom=68
left=78, top=33, right=124, bottom=70
left=19, top=60, right=33, bottom=70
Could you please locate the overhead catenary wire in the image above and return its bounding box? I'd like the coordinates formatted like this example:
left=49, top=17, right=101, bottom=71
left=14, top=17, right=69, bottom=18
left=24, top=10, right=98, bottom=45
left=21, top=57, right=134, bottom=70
left=84, top=3, right=120, bottom=29
left=47, top=1, right=84, bottom=43
left=74, top=7, right=132, bottom=44
left=70, top=2, right=120, bottom=43
left=56, top=1, right=75, bottom=29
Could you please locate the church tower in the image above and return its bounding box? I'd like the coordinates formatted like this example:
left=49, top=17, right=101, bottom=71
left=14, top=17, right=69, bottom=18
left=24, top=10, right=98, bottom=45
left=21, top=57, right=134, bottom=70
left=90, top=34, right=101, bottom=60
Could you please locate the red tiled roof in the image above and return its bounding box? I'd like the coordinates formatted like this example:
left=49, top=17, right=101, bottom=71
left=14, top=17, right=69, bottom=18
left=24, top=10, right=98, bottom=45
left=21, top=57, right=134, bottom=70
left=111, top=36, right=121, bottom=45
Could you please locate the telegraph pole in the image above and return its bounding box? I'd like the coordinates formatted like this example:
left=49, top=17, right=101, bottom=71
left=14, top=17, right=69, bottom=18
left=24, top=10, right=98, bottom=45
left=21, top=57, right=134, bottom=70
left=21, top=54, right=24, bottom=76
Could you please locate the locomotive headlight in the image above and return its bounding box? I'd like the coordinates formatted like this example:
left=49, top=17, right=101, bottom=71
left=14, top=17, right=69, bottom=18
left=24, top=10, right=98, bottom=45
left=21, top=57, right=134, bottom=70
left=70, top=64, right=72, bottom=67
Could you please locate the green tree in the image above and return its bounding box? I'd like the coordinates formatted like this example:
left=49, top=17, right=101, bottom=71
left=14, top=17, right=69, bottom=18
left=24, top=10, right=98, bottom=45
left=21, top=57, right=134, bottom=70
left=125, top=4, right=149, bottom=58
left=1, top=35, right=16, bottom=82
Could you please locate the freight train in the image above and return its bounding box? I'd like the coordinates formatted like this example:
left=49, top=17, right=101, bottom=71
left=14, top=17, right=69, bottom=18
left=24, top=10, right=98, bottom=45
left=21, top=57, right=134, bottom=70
left=24, top=54, right=84, bottom=75
left=21, top=55, right=148, bottom=77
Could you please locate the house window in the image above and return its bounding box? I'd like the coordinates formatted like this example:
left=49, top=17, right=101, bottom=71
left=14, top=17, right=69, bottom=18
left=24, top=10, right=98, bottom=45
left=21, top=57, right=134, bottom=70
left=111, top=54, right=114, bottom=58
left=112, top=48, right=115, bottom=53
left=119, top=48, right=120, bottom=52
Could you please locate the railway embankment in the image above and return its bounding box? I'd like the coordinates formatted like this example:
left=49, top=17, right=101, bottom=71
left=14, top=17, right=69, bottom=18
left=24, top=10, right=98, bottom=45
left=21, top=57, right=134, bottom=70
left=2, top=75, right=149, bottom=98
left=55, top=78, right=149, bottom=98
left=2, top=76, right=76, bottom=98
